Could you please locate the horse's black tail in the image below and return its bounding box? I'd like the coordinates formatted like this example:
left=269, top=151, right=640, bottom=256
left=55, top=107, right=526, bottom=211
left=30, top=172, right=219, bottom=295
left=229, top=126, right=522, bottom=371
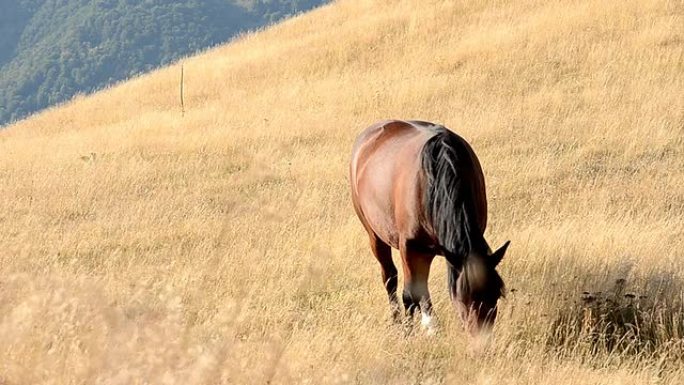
left=421, top=127, right=488, bottom=261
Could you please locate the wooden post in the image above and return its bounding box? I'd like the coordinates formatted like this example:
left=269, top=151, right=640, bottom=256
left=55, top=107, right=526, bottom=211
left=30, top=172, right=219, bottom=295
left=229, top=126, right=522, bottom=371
left=180, top=64, right=185, bottom=117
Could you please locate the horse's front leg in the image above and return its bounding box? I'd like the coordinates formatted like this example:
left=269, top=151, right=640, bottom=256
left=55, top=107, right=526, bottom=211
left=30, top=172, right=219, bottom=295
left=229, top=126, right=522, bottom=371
left=400, top=244, right=437, bottom=335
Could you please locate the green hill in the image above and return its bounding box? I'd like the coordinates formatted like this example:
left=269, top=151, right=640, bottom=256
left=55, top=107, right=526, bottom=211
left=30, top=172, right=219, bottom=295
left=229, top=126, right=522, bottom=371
left=0, top=0, right=328, bottom=125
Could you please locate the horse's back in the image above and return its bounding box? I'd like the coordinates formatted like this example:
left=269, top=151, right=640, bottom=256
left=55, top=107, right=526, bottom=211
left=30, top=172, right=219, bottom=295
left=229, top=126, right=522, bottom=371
left=350, top=120, right=439, bottom=172
left=350, top=120, right=439, bottom=247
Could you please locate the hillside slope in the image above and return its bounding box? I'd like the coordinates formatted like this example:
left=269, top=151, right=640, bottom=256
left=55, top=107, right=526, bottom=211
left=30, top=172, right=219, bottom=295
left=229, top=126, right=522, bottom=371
left=0, top=0, right=328, bottom=125
left=1, top=0, right=683, bottom=383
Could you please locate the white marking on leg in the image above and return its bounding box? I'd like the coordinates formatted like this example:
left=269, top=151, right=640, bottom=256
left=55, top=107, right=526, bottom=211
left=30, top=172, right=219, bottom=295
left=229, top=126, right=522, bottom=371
left=421, top=312, right=437, bottom=336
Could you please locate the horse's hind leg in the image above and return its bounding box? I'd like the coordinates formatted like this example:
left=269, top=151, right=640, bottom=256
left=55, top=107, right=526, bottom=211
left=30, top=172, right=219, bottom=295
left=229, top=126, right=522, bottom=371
left=369, top=233, right=400, bottom=323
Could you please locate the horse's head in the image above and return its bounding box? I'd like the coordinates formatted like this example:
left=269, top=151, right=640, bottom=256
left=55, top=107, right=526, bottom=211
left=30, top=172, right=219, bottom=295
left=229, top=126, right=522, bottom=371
left=452, top=241, right=509, bottom=337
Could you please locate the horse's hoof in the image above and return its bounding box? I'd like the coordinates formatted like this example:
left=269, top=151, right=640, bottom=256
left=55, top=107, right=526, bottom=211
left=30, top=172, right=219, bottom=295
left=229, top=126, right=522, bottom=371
left=402, top=320, right=415, bottom=337
left=421, top=313, right=438, bottom=336
left=424, top=325, right=438, bottom=336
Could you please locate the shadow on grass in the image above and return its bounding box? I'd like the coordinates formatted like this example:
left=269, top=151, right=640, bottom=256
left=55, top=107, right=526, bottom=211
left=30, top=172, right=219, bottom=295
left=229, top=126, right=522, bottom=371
left=546, top=268, right=684, bottom=363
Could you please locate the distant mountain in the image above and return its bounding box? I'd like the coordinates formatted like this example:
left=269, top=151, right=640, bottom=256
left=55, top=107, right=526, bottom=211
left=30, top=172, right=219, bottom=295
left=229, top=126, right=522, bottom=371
left=0, top=0, right=328, bottom=126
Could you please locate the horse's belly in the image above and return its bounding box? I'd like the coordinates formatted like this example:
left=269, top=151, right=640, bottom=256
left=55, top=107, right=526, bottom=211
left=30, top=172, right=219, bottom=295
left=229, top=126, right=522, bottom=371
left=364, top=207, right=401, bottom=247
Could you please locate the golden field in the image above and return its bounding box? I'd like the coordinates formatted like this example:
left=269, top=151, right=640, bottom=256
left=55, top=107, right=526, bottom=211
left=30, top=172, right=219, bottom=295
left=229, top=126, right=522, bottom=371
left=1, top=0, right=683, bottom=383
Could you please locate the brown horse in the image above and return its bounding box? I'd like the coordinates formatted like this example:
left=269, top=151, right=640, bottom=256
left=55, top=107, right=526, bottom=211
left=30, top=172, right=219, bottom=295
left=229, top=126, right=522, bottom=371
left=350, top=120, right=509, bottom=336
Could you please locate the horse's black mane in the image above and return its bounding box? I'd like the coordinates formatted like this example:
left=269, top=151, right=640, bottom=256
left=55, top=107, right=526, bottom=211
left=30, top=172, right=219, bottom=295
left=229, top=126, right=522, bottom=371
left=420, top=126, right=489, bottom=262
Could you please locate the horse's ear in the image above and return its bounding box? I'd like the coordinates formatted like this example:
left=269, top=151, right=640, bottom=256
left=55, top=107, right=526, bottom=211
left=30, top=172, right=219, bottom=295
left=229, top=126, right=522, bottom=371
left=490, top=240, right=510, bottom=267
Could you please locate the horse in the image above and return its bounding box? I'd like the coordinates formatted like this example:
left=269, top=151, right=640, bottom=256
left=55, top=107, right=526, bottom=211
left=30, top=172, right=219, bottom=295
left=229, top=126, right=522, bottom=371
left=349, top=119, right=509, bottom=337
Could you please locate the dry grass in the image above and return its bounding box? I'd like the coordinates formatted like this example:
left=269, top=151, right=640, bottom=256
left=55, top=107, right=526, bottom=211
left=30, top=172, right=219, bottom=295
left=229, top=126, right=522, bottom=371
left=1, top=0, right=683, bottom=383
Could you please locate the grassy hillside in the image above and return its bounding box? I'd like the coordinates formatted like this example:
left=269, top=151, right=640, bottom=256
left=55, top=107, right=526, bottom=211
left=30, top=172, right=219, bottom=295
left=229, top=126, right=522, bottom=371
left=0, top=0, right=328, bottom=125
left=1, top=0, right=683, bottom=383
